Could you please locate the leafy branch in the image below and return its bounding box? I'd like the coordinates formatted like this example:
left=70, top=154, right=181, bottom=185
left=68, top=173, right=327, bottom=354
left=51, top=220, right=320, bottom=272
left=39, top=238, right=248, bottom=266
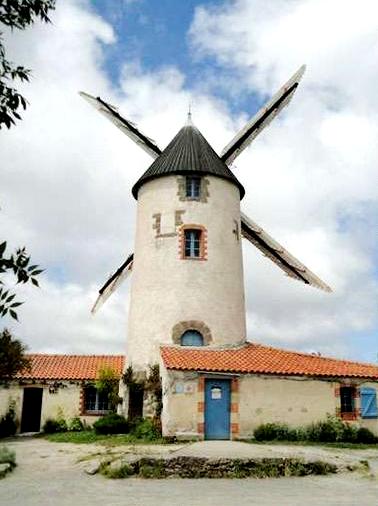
left=0, top=241, right=42, bottom=320
left=0, top=0, right=56, bottom=129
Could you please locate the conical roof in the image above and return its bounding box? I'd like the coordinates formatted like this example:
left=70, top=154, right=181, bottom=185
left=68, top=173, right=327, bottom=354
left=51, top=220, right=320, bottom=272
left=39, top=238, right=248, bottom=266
left=132, top=123, right=245, bottom=199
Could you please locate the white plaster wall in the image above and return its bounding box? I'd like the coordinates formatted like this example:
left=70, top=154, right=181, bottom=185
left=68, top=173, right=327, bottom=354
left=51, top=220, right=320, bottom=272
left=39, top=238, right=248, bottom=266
left=0, top=383, right=104, bottom=432
left=127, top=175, right=246, bottom=371
left=239, top=375, right=336, bottom=438
left=239, top=376, right=378, bottom=437
left=40, top=384, right=105, bottom=427
left=0, top=385, right=23, bottom=423
left=160, top=366, right=199, bottom=438
left=40, top=383, right=81, bottom=426
left=160, top=371, right=378, bottom=439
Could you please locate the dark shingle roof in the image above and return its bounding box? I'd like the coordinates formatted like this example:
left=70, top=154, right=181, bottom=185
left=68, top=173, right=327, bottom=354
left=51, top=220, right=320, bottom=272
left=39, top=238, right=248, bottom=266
left=132, top=124, right=245, bottom=199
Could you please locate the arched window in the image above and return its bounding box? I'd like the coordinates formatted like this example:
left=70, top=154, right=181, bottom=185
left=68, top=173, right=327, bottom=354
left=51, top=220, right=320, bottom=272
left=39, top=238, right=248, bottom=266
left=180, top=330, right=204, bottom=346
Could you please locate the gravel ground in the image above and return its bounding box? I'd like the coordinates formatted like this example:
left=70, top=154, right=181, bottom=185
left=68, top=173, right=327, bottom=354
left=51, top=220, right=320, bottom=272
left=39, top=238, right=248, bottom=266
left=1, top=438, right=378, bottom=506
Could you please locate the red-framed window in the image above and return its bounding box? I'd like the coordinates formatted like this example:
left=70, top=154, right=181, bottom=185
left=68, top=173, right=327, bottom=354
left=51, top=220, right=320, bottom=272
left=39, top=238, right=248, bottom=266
left=179, top=225, right=207, bottom=260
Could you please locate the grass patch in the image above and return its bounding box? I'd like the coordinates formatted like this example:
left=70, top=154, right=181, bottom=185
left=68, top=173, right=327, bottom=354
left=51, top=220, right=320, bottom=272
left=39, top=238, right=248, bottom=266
left=139, top=461, right=165, bottom=479
left=43, top=431, right=166, bottom=446
left=101, top=462, right=134, bottom=479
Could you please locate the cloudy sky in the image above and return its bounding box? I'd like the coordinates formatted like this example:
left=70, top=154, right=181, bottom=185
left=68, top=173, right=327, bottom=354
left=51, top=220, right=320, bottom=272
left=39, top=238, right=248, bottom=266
left=1, top=0, right=377, bottom=362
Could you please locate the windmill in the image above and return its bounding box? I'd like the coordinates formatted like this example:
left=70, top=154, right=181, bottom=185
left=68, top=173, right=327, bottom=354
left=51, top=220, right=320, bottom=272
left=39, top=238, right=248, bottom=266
left=80, top=65, right=331, bottom=371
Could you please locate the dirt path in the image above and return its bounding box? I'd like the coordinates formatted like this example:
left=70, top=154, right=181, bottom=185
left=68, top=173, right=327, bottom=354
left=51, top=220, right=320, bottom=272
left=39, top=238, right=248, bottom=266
left=1, top=439, right=378, bottom=506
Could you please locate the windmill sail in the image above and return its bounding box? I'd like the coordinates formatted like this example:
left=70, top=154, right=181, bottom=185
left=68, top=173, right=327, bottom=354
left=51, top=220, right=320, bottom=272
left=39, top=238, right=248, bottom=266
left=91, top=253, right=134, bottom=314
left=240, top=213, right=331, bottom=292
left=221, top=65, right=306, bottom=166
left=79, top=92, right=161, bottom=160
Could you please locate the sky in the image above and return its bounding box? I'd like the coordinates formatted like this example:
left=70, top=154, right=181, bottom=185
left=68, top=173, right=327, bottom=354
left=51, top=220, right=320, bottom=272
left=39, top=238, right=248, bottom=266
left=1, top=0, right=377, bottom=363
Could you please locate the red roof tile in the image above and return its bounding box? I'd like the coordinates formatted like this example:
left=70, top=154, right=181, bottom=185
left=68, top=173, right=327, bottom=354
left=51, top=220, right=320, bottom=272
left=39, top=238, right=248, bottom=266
left=16, top=355, right=124, bottom=380
left=160, top=343, right=378, bottom=379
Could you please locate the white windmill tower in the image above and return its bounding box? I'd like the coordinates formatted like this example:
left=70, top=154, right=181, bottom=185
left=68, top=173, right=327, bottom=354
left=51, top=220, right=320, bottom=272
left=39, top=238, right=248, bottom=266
left=80, top=65, right=331, bottom=416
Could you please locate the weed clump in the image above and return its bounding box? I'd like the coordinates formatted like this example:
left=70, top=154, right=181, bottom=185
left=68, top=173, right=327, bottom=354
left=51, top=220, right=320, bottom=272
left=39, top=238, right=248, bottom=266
left=0, top=446, right=16, bottom=478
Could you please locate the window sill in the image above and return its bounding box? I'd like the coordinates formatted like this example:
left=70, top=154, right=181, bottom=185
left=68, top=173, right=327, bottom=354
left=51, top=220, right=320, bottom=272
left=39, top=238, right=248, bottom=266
left=340, top=411, right=358, bottom=421
left=82, top=410, right=110, bottom=416
left=182, top=256, right=206, bottom=261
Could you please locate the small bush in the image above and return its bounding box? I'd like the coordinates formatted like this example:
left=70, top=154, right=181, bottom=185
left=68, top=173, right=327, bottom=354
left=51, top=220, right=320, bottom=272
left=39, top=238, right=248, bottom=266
left=93, top=413, right=129, bottom=435
left=306, top=416, right=356, bottom=443
left=68, top=417, right=84, bottom=432
left=356, top=427, right=378, bottom=444
left=342, top=423, right=358, bottom=443
left=131, top=418, right=161, bottom=441
left=43, top=418, right=67, bottom=434
left=0, top=403, right=18, bottom=438
left=253, top=415, right=378, bottom=445
left=253, top=423, right=290, bottom=441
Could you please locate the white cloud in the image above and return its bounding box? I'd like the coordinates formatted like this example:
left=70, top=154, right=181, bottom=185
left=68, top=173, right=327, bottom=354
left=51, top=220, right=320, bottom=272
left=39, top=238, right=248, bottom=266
left=189, top=0, right=378, bottom=359
left=0, top=0, right=242, bottom=354
left=1, top=0, right=377, bottom=361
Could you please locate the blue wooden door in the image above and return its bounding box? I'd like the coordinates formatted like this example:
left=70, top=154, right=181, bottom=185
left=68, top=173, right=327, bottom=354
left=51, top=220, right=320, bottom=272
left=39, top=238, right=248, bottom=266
left=205, top=379, right=231, bottom=440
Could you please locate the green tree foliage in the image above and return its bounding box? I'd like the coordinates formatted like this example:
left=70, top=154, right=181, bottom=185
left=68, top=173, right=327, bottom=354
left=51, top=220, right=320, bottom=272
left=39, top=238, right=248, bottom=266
left=0, top=0, right=56, bottom=128
left=0, top=241, right=42, bottom=320
left=0, top=328, right=31, bottom=380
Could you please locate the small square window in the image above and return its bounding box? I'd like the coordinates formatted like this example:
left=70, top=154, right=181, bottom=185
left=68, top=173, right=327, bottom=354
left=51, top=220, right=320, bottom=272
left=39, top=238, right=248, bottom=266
left=84, top=386, right=110, bottom=413
left=184, top=229, right=201, bottom=258
left=185, top=176, right=201, bottom=198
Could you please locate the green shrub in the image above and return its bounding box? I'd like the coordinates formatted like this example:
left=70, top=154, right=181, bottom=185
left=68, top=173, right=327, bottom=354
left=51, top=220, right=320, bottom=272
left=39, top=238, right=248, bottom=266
left=253, top=415, right=377, bottom=445
left=253, top=423, right=290, bottom=441
left=0, top=403, right=18, bottom=438
left=68, top=417, right=84, bottom=432
left=43, top=418, right=67, bottom=434
left=306, top=416, right=346, bottom=443
left=342, top=423, right=358, bottom=443
left=93, top=413, right=129, bottom=435
left=356, top=427, right=378, bottom=444
left=131, top=418, right=161, bottom=441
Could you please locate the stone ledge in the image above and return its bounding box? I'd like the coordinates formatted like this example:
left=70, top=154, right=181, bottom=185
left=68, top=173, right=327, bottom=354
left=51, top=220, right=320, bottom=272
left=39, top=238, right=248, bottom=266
left=97, top=455, right=339, bottom=479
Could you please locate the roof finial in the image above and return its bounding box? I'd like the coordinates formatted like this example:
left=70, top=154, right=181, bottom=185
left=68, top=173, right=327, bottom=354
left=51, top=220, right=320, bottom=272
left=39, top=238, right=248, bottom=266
left=186, top=101, right=193, bottom=126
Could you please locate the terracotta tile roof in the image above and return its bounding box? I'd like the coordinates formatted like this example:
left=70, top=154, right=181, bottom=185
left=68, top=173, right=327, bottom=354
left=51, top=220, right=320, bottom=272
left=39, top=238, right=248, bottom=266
left=160, top=343, right=378, bottom=379
left=16, top=355, right=124, bottom=380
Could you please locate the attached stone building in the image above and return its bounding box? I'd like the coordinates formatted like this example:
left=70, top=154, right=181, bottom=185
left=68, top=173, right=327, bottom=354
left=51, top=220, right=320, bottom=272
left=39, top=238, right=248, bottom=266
left=159, top=343, right=378, bottom=440
left=0, top=355, right=124, bottom=433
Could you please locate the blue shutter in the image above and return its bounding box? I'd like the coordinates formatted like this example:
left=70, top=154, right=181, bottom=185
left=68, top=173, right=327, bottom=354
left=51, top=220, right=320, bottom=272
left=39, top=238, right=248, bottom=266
left=360, top=387, right=378, bottom=418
